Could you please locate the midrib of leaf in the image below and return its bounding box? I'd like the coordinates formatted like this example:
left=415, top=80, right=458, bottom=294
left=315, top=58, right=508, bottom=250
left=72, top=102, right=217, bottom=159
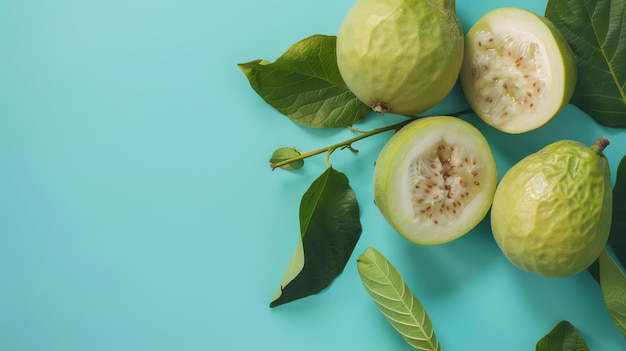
left=238, top=35, right=368, bottom=128
left=300, top=168, right=330, bottom=235
left=366, top=260, right=437, bottom=350
left=600, top=249, right=626, bottom=336
left=585, top=1, right=626, bottom=104
left=270, top=168, right=361, bottom=307
left=372, top=278, right=432, bottom=344
left=536, top=321, right=591, bottom=351
left=278, top=39, right=342, bottom=88
left=312, top=45, right=332, bottom=84
left=604, top=257, right=626, bottom=327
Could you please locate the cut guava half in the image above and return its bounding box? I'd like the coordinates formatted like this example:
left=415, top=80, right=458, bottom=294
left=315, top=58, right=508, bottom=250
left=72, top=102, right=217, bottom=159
left=373, top=116, right=498, bottom=245
left=460, top=7, right=577, bottom=134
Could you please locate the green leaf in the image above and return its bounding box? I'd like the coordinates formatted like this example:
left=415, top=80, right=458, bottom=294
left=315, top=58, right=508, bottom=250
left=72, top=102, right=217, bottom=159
left=238, top=34, right=370, bottom=128
left=536, top=320, right=590, bottom=351
left=545, top=0, right=626, bottom=128
left=269, top=147, right=304, bottom=170
left=357, top=247, right=441, bottom=351
left=270, top=167, right=362, bottom=307
left=599, top=249, right=626, bottom=336
left=588, top=155, right=626, bottom=283
left=608, top=156, right=626, bottom=266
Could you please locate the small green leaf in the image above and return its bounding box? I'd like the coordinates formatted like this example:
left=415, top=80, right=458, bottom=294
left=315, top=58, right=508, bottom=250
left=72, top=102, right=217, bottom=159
left=545, top=0, right=626, bottom=128
left=357, top=247, right=441, bottom=351
left=536, top=320, right=590, bottom=351
left=238, top=34, right=370, bottom=128
left=269, top=147, right=303, bottom=170
left=608, top=156, right=626, bottom=266
left=599, top=249, right=626, bottom=336
left=270, top=167, right=361, bottom=307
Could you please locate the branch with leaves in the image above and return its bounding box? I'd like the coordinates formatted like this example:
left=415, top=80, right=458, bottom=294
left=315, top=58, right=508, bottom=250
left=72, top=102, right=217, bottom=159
left=238, top=0, right=626, bottom=347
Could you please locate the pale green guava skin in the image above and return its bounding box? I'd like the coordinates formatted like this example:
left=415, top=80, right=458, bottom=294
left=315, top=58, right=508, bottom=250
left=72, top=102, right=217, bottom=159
left=491, top=140, right=612, bottom=277
left=336, top=0, right=463, bottom=116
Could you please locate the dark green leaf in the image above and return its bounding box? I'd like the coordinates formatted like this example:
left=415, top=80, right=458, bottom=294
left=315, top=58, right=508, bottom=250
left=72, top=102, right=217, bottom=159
left=588, top=155, right=626, bottom=283
left=608, top=156, right=626, bottom=266
left=269, top=147, right=304, bottom=170
left=599, top=249, right=626, bottom=336
left=270, top=167, right=361, bottom=307
left=357, top=247, right=441, bottom=351
left=588, top=260, right=600, bottom=284
left=536, top=320, right=590, bottom=351
left=238, top=34, right=370, bottom=128
left=545, top=0, right=626, bottom=128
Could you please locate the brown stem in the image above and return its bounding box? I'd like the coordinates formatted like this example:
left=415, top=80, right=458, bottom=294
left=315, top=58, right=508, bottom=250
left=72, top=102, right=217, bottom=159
left=592, top=137, right=611, bottom=154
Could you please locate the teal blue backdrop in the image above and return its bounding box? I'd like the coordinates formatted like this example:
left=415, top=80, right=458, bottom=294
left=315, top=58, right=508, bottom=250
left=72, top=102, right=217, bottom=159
left=1, top=0, right=625, bottom=350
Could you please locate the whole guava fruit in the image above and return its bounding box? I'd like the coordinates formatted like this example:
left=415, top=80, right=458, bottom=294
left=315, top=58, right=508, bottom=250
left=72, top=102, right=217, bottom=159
left=374, top=116, right=498, bottom=245
left=491, top=138, right=612, bottom=277
left=336, top=0, right=464, bottom=116
left=460, top=7, right=577, bottom=134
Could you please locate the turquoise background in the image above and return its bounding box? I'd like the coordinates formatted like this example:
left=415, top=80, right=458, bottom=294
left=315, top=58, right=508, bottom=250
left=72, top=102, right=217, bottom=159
left=2, top=0, right=626, bottom=350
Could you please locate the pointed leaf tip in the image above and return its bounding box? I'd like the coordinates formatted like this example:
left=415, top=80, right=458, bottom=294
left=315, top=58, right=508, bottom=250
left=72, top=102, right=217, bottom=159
left=270, top=168, right=361, bottom=307
left=238, top=35, right=370, bottom=128
left=536, top=320, right=590, bottom=350
left=357, top=247, right=441, bottom=351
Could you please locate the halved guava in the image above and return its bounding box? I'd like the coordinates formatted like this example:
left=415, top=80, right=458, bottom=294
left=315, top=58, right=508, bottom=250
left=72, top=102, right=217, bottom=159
left=460, top=7, right=577, bottom=134
left=374, top=116, right=498, bottom=245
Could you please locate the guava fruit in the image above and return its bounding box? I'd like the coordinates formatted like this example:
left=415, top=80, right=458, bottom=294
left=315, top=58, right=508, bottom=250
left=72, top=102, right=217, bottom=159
left=373, top=116, right=498, bottom=245
left=491, top=138, right=612, bottom=277
left=336, top=0, right=463, bottom=116
left=460, top=7, right=577, bottom=134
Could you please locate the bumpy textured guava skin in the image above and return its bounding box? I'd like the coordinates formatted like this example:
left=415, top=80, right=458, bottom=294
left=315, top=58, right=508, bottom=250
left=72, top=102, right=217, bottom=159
left=491, top=140, right=612, bottom=277
left=336, top=0, right=463, bottom=116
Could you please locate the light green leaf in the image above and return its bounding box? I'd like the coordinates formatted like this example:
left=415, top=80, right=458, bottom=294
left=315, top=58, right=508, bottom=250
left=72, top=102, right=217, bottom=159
left=357, top=247, right=441, bottom=351
left=269, top=147, right=303, bottom=170
left=599, top=249, right=626, bottom=336
left=238, top=34, right=370, bottom=128
left=536, top=320, right=590, bottom=351
left=270, top=167, right=361, bottom=307
left=545, top=0, right=626, bottom=128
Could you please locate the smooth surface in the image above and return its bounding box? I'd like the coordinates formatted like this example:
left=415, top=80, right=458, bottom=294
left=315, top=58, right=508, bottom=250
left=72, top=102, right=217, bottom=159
left=1, top=0, right=625, bottom=350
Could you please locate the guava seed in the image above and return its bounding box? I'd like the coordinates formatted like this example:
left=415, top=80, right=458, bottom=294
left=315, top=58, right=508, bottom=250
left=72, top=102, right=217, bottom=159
left=469, top=30, right=548, bottom=124
left=409, top=142, right=482, bottom=225
left=460, top=8, right=577, bottom=134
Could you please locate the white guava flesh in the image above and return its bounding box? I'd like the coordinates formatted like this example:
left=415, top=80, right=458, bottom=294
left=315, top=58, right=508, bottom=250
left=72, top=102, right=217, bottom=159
left=460, top=8, right=576, bottom=134
left=374, top=116, right=498, bottom=245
